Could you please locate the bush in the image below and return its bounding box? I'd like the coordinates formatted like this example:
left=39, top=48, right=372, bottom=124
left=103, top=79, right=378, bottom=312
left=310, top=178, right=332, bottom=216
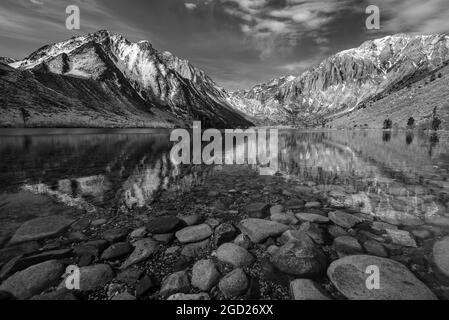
left=383, top=118, right=392, bottom=129
left=407, top=117, right=415, bottom=128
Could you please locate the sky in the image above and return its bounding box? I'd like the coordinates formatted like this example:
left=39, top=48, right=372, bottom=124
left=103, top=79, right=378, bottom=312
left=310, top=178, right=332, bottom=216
left=1, top=0, right=449, bottom=91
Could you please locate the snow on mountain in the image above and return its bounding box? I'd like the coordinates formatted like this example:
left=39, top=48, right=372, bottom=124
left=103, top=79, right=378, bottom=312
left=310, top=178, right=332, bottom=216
left=7, top=30, right=252, bottom=128
left=230, top=34, right=449, bottom=126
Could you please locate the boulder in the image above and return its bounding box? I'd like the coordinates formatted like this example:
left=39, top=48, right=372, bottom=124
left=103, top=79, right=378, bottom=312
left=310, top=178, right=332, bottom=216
left=327, top=255, right=437, bottom=300
left=9, top=216, right=74, bottom=244
left=0, top=260, right=64, bottom=299
left=146, top=216, right=181, bottom=234
left=245, top=203, right=270, bottom=218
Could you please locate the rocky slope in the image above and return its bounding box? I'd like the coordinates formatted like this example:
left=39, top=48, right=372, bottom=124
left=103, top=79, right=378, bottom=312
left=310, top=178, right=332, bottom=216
left=231, top=34, right=449, bottom=127
left=2, top=30, right=252, bottom=128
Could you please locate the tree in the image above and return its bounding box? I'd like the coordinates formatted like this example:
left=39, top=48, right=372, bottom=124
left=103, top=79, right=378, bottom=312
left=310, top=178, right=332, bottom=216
left=407, top=117, right=415, bottom=128
left=383, top=118, right=392, bottom=129
left=20, top=108, right=31, bottom=127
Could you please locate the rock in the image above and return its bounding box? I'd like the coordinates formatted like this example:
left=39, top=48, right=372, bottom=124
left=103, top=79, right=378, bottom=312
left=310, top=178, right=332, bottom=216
left=160, top=271, right=190, bottom=298
left=328, top=211, right=363, bottom=229
left=327, top=255, right=437, bottom=300
left=165, top=246, right=180, bottom=255
left=267, top=245, right=279, bottom=255
left=130, top=227, right=147, bottom=239
left=146, top=216, right=181, bottom=234
left=218, top=269, right=248, bottom=298
left=73, top=240, right=108, bottom=258
left=246, top=203, right=270, bottom=218
left=305, top=201, right=322, bottom=209
left=214, top=223, right=238, bottom=246
left=181, top=239, right=210, bottom=257
left=433, top=236, right=449, bottom=278
left=70, top=218, right=91, bottom=231
left=280, top=230, right=309, bottom=244
left=73, top=264, right=114, bottom=292
left=271, top=237, right=327, bottom=277
left=136, top=275, right=155, bottom=298
left=233, top=234, right=251, bottom=249
left=270, top=205, right=284, bottom=215
left=153, top=233, right=174, bottom=244
left=191, top=260, right=220, bottom=291
left=205, top=218, right=220, bottom=229
left=179, top=214, right=203, bottom=226
left=371, top=221, right=398, bottom=233
left=239, top=219, right=289, bottom=243
left=101, top=242, right=133, bottom=260
left=333, top=236, right=363, bottom=255
left=216, top=243, right=254, bottom=268
left=91, top=219, right=107, bottom=227
left=425, top=215, right=449, bottom=227
left=363, top=240, right=388, bottom=257
left=295, top=213, right=329, bottom=224
left=121, top=238, right=159, bottom=269
left=290, top=279, right=330, bottom=300
left=9, top=216, right=74, bottom=245
left=0, top=260, right=64, bottom=299
left=31, top=289, right=77, bottom=300
left=270, top=213, right=298, bottom=225
left=285, top=198, right=305, bottom=209
left=102, top=228, right=129, bottom=243
left=116, top=269, right=144, bottom=285
left=175, top=224, right=213, bottom=244
left=298, top=222, right=325, bottom=245
left=0, top=242, right=40, bottom=264
left=386, top=229, right=417, bottom=247
left=167, top=293, right=210, bottom=300
left=411, top=229, right=432, bottom=240
left=328, top=225, right=348, bottom=238
left=112, top=292, right=136, bottom=300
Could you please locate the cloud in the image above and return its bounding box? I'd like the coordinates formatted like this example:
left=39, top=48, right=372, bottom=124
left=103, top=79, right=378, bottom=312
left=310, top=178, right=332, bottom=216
left=29, top=0, right=44, bottom=5
left=185, top=2, right=198, bottom=10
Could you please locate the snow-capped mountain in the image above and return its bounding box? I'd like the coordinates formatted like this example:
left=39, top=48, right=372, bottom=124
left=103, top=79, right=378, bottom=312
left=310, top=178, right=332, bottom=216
left=231, top=34, right=449, bottom=126
left=3, top=30, right=252, bottom=128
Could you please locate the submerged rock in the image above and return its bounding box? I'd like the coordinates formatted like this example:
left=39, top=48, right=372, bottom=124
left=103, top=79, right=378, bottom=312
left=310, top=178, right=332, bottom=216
left=327, top=255, right=437, bottom=300
left=9, top=216, right=74, bottom=244
left=385, top=229, right=417, bottom=247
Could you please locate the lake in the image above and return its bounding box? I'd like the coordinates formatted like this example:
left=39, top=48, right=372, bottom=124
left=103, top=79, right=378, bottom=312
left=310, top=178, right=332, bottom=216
left=0, top=128, right=449, bottom=299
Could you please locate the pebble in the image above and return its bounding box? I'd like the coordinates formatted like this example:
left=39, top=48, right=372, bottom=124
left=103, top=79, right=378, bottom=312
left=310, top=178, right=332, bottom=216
left=290, top=279, right=330, bottom=300
left=218, top=269, right=248, bottom=298
left=238, top=219, right=289, bottom=243
left=175, top=224, right=213, bottom=244
left=191, top=260, right=220, bottom=291
left=160, top=271, right=190, bottom=298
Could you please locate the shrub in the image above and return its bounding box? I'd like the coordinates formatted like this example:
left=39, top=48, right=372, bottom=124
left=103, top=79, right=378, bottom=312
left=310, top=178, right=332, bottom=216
left=383, top=118, right=392, bottom=129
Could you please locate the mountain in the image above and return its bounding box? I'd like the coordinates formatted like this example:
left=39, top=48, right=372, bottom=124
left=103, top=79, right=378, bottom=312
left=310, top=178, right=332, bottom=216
left=1, top=30, right=252, bottom=128
left=0, top=57, right=16, bottom=64
left=231, top=34, right=449, bottom=128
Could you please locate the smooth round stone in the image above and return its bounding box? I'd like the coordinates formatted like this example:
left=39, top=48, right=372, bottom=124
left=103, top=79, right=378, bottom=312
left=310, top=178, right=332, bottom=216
left=214, top=223, right=238, bottom=246
left=296, top=213, right=329, bottom=224
left=179, top=214, right=203, bottom=226
left=130, top=227, right=147, bottom=239
left=175, top=224, right=213, bottom=244
left=433, top=236, right=449, bottom=278
left=218, top=269, right=248, bottom=298
left=271, top=237, right=327, bottom=277
left=9, top=216, right=74, bottom=244
left=72, top=264, right=114, bottom=292
left=160, top=271, right=190, bottom=298
left=270, top=205, right=284, bottom=215
left=120, top=238, right=159, bottom=269
left=239, top=219, right=289, bottom=243
left=385, top=229, right=417, bottom=247
left=327, top=255, right=437, bottom=300
left=101, top=242, right=133, bottom=260
left=191, top=259, right=220, bottom=291
left=91, top=219, right=107, bottom=227
left=329, top=211, right=363, bottom=229
left=363, top=240, right=388, bottom=257
left=245, top=203, right=270, bottom=218
left=304, top=201, right=322, bottom=209
left=216, top=243, right=254, bottom=267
